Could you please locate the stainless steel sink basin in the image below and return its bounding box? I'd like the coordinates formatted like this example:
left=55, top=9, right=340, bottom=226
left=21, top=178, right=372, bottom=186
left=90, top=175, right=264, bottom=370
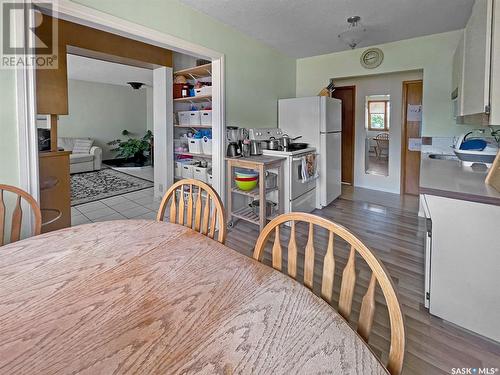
left=428, top=154, right=459, bottom=160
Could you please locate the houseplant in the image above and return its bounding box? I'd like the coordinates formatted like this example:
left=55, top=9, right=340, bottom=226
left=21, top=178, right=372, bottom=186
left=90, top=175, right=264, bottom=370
left=108, top=129, right=153, bottom=166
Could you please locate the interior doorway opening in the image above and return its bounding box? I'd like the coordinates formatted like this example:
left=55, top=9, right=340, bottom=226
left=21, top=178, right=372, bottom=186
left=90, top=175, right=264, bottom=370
left=18, top=3, right=225, bottom=234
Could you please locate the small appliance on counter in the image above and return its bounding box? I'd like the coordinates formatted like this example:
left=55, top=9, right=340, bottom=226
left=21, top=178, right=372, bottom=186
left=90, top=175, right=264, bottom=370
left=453, top=131, right=499, bottom=167
left=226, top=126, right=242, bottom=157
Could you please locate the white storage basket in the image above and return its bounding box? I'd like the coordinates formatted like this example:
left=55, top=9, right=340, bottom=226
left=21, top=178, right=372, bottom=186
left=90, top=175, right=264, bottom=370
left=181, top=163, right=195, bottom=179
left=200, top=110, right=212, bottom=126
left=193, top=166, right=208, bottom=183
left=201, top=137, right=212, bottom=155
left=194, top=86, right=212, bottom=97
left=174, top=161, right=183, bottom=178
left=188, top=138, right=203, bottom=154
left=178, top=111, right=190, bottom=126
left=178, top=111, right=201, bottom=126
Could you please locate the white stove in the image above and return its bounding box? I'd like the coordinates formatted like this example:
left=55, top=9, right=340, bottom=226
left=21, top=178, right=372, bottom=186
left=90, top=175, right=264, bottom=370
left=262, top=147, right=317, bottom=156
left=248, top=128, right=318, bottom=214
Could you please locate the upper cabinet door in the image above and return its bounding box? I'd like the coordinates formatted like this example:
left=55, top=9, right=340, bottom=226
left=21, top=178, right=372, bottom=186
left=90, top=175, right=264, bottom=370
left=489, top=0, right=500, bottom=125
left=461, top=0, right=493, bottom=117
left=452, top=32, right=465, bottom=117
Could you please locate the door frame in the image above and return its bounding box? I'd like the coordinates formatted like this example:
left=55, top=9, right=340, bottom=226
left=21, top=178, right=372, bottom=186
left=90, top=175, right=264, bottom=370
left=332, top=85, right=356, bottom=185
left=400, top=79, right=423, bottom=195
left=18, top=0, right=226, bottom=202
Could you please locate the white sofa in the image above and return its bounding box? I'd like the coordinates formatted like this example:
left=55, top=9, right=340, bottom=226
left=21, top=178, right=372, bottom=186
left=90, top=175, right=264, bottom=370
left=58, top=137, right=102, bottom=174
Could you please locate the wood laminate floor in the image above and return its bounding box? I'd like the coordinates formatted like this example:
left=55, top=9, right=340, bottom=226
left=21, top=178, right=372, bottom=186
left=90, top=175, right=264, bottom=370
left=226, top=186, right=500, bottom=375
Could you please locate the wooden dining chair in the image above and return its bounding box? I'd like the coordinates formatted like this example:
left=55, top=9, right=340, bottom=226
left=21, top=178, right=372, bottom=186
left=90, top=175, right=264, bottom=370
left=156, top=179, right=227, bottom=244
left=0, top=184, right=42, bottom=246
left=253, top=212, right=405, bottom=375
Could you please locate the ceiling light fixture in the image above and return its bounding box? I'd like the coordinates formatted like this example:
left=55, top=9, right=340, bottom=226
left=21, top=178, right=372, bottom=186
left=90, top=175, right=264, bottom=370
left=338, top=16, right=366, bottom=49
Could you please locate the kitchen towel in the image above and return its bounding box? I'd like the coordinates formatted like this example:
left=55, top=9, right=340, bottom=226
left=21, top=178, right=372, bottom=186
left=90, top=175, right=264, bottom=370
left=301, top=154, right=319, bottom=183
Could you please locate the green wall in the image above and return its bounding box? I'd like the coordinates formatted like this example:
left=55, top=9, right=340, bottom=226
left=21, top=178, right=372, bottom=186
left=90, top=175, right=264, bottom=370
left=71, top=0, right=297, bottom=128
left=297, top=30, right=465, bottom=137
left=59, top=79, right=149, bottom=159
left=0, top=69, right=19, bottom=186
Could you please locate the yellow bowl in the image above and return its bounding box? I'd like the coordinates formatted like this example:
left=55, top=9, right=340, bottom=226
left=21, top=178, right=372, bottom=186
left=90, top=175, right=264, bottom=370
left=235, top=179, right=258, bottom=191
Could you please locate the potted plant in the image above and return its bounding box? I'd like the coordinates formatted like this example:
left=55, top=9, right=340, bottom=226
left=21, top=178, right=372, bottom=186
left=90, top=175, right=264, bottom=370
left=108, top=130, right=153, bottom=166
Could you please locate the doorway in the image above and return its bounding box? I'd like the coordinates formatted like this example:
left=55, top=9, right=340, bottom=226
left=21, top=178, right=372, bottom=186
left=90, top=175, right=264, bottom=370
left=401, top=80, right=423, bottom=195
left=17, top=3, right=225, bottom=234
left=332, top=86, right=355, bottom=184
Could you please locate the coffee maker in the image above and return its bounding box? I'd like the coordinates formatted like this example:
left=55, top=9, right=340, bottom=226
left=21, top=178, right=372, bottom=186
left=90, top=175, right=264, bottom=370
left=226, top=126, right=242, bottom=157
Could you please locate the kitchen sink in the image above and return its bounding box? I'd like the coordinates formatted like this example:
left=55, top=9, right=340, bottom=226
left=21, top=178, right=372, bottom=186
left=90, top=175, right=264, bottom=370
left=428, top=154, right=459, bottom=160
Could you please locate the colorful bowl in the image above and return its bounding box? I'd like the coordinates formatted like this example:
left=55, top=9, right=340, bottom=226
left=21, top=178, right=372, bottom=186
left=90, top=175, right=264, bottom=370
left=235, top=178, right=258, bottom=191
left=235, top=169, right=258, bottom=179
left=235, top=176, right=258, bottom=181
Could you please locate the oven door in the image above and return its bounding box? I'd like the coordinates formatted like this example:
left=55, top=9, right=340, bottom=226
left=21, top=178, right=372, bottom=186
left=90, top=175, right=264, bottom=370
left=291, top=153, right=317, bottom=200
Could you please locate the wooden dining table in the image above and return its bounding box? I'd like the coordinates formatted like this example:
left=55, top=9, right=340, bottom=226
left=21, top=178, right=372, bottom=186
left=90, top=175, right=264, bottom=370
left=0, top=220, right=387, bottom=374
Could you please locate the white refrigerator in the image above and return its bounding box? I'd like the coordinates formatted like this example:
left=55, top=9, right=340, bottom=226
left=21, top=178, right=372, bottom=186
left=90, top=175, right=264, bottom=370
left=278, top=96, right=342, bottom=209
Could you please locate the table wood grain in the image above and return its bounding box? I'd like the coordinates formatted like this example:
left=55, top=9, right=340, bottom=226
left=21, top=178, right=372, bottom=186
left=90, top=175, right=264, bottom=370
left=0, top=220, right=387, bottom=374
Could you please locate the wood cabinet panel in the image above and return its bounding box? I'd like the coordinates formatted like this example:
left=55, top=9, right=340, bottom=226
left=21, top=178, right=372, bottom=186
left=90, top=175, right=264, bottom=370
left=39, top=151, right=71, bottom=233
left=35, top=14, right=173, bottom=115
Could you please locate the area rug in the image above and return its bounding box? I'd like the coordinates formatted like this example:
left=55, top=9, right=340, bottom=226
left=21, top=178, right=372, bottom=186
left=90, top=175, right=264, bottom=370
left=71, top=169, right=154, bottom=206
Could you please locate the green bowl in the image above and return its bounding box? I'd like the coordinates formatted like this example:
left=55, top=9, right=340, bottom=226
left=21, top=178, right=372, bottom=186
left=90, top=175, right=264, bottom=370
left=235, top=179, right=258, bottom=191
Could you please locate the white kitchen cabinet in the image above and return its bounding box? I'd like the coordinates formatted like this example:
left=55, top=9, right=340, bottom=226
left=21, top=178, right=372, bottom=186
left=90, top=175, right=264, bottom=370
left=423, top=194, right=500, bottom=342
left=452, top=32, right=465, bottom=118
left=489, top=0, right=500, bottom=124
left=461, top=0, right=493, bottom=117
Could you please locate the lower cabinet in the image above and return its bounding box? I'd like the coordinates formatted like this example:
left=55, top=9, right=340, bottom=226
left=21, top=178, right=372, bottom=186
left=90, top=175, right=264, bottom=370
left=39, top=151, right=72, bottom=233
left=422, top=194, right=500, bottom=342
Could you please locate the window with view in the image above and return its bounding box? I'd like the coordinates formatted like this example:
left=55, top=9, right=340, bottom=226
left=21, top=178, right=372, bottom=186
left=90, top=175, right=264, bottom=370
left=368, top=101, right=389, bottom=131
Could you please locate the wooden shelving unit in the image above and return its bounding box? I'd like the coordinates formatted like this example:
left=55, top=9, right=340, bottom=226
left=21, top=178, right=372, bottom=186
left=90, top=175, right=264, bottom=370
left=174, top=125, right=212, bottom=129
left=173, top=63, right=211, bottom=79
left=174, top=151, right=212, bottom=159
left=226, top=155, right=285, bottom=231
left=173, top=94, right=212, bottom=103
left=173, top=59, right=214, bottom=188
left=231, top=206, right=278, bottom=225
left=231, top=186, right=279, bottom=198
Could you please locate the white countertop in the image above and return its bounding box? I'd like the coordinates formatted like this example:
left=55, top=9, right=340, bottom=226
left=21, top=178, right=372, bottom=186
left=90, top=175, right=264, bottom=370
left=420, top=155, right=500, bottom=205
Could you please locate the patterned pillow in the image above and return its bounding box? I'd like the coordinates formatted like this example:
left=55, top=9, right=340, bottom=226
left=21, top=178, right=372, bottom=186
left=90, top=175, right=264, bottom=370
left=72, top=138, right=94, bottom=154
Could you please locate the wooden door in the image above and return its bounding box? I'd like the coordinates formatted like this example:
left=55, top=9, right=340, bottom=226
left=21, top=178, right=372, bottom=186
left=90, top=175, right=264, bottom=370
left=332, top=86, right=355, bottom=184
left=401, top=80, right=423, bottom=195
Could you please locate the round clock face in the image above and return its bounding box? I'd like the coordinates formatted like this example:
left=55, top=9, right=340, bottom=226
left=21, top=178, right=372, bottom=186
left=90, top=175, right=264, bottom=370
left=360, top=48, right=384, bottom=69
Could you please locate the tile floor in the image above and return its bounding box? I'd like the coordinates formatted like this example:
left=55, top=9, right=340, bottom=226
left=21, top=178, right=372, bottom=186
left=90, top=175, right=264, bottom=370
left=71, top=187, right=162, bottom=225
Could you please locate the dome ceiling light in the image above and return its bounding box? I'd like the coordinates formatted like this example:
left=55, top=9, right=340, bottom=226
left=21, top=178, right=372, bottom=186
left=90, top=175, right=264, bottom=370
left=338, top=16, right=367, bottom=50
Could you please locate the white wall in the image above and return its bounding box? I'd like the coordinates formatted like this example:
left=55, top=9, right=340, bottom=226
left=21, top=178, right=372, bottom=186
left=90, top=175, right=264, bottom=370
left=58, top=79, right=149, bottom=159
left=334, top=71, right=423, bottom=194
left=297, top=31, right=464, bottom=137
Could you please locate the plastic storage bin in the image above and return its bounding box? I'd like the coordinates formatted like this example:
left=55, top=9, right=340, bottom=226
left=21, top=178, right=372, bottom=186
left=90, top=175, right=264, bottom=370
left=178, top=111, right=201, bottom=126
left=174, top=139, right=189, bottom=153
left=188, top=138, right=203, bottom=154
left=201, top=137, right=212, bottom=155
left=193, top=166, right=208, bottom=183
left=200, top=110, right=212, bottom=126
left=194, top=86, right=212, bottom=97
left=174, top=161, right=183, bottom=178
left=181, top=163, right=195, bottom=179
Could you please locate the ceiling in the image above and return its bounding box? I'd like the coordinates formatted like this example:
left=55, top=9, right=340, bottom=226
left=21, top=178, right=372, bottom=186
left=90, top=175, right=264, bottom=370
left=178, top=0, right=474, bottom=58
left=67, top=54, right=153, bottom=87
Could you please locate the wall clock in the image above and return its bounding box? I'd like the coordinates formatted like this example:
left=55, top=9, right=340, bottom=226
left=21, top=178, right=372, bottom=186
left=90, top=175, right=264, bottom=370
left=360, top=48, right=384, bottom=69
